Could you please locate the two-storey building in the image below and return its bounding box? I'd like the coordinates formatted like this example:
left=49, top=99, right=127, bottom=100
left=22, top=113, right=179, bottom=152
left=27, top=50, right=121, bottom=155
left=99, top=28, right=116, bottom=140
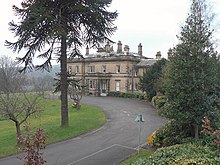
left=67, top=41, right=161, bottom=96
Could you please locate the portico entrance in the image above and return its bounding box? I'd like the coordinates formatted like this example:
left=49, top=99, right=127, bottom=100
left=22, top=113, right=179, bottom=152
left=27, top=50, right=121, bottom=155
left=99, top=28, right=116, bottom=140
left=99, top=79, right=110, bottom=96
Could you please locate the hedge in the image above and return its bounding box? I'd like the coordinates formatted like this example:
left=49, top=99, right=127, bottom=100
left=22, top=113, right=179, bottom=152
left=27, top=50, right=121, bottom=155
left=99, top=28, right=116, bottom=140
left=131, top=143, right=220, bottom=165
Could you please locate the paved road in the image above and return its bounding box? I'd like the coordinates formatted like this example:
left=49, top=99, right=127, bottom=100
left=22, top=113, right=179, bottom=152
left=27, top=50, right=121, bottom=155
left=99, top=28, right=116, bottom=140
left=0, top=96, right=167, bottom=165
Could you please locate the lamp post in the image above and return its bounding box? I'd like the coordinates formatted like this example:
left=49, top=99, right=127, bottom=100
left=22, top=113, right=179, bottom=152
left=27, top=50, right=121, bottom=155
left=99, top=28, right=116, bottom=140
left=135, top=113, right=145, bottom=157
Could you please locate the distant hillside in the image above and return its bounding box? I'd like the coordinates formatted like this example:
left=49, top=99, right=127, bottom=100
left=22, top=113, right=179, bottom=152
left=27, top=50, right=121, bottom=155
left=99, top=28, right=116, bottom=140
left=26, top=65, right=60, bottom=78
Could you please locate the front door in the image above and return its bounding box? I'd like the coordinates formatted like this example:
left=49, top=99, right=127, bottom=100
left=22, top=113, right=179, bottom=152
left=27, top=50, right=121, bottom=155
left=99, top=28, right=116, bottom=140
left=101, top=80, right=107, bottom=96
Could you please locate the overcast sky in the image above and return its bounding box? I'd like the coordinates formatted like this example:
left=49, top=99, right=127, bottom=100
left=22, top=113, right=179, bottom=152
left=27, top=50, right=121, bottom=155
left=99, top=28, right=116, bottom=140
left=1, top=0, right=220, bottom=62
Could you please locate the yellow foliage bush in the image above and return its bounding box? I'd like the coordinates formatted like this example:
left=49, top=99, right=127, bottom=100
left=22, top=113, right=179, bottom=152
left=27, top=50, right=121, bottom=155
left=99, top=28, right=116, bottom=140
left=148, top=131, right=156, bottom=145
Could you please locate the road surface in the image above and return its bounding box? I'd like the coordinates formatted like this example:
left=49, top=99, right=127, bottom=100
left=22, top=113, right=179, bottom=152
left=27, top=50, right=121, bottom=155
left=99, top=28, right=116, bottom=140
left=0, top=96, right=167, bottom=165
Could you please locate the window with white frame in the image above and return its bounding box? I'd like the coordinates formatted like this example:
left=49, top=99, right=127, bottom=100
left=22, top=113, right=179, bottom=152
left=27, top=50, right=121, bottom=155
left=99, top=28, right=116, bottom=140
left=88, top=66, right=95, bottom=73
left=116, top=65, right=120, bottom=73
left=75, top=66, right=79, bottom=73
left=89, top=80, right=96, bottom=89
left=115, top=81, right=120, bottom=92
left=102, top=80, right=106, bottom=90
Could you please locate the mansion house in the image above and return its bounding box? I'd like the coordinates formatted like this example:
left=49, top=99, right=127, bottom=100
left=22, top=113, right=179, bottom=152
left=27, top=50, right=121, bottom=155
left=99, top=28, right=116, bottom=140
left=67, top=41, right=162, bottom=96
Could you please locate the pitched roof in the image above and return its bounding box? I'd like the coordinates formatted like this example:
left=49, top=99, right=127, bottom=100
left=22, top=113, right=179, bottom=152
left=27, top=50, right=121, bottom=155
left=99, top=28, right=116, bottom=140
left=136, top=59, right=158, bottom=67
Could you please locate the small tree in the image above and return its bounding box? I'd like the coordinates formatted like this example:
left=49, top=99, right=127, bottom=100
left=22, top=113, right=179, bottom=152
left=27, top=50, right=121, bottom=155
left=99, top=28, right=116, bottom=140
left=55, top=73, right=84, bottom=110
left=18, top=124, right=47, bottom=165
left=68, top=79, right=84, bottom=110
left=0, top=56, right=43, bottom=144
left=161, top=0, right=220, bottom=138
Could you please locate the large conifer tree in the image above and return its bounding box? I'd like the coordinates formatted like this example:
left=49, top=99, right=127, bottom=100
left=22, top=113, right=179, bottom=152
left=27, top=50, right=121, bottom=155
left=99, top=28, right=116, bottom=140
left=139, top=58, right=167, bottom=101
left=161, top=0, right=220, bottom=138
left=6, top=0, right=118, bottom=127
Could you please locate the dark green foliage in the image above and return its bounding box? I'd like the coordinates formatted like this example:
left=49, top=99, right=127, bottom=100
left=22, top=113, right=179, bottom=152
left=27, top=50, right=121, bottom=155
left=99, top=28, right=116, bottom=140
left=132, top=143, right=220, bottom=165
left=107, top=92, right=146, bottom=100
left=161, top=0, right=220, bottom=138
left=151, top=95, right=167, bottom=109
left=54, top=73, right=83, bottom=92
left=152, top=121, right=192, bottom=147
left=139, top=58, right=167, bottom=101
left=6, top=0, right=118, bottom=71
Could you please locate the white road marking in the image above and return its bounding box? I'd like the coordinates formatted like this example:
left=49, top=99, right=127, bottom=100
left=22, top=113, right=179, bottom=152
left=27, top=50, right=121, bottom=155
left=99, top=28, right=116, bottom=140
left=67, top=144, right=136, bottom=165
left=115, top=144, right=138, bottom=151
left=123, top=110, right=132, bottom=117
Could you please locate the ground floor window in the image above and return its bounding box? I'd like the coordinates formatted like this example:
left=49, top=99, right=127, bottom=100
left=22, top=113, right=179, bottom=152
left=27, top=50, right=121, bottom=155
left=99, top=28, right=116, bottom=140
left=89, top=80, right=96, bottom=89
left=115, top=81, right=120, bottom=92
left=135, top=83, right=139, bottom=91
left=102, top=80, right=106, bottom=90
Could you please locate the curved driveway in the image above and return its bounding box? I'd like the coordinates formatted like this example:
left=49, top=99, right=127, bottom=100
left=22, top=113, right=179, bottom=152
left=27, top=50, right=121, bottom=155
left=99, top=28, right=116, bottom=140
left=0, top=96, right=167, bottom=165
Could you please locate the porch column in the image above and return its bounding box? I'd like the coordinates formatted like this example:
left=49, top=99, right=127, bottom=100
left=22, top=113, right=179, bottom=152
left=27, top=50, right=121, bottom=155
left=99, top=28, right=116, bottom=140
left=97, top=79, right=101, bottom=96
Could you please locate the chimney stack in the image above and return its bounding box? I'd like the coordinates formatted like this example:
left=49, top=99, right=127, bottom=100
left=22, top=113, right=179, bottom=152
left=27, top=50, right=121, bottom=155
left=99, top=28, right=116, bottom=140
left=124, top=45, right=129, bottom=55
left=138, top=43, right=142, bottom=56
left=117, top=41, right=122, bottom=53
left=156, top=51, right=161, bottom=59
left=85, top=45, right=89, bottom=56
left=105, top=41, right=110, bottom=53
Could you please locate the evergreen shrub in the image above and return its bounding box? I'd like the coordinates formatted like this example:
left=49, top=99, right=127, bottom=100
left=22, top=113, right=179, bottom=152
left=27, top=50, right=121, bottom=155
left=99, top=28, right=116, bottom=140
left=131, top=143, right=220, bottom=165
left=151, top=95, right=167, bottom=109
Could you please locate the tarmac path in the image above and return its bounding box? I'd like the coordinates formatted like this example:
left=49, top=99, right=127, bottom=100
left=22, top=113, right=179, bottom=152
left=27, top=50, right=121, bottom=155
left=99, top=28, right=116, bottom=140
left=0, top=96, right=167, bottom=165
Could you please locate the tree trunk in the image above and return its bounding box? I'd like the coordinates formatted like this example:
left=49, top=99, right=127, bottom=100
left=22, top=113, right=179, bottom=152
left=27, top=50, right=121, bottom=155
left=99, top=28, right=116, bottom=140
left=15, top=122, right=22, bottom=145
left=76, top=100, right=80, bottom=110
left=194, top=124, right=199, bottom=139
left=60, top=35, right=68, bottom=128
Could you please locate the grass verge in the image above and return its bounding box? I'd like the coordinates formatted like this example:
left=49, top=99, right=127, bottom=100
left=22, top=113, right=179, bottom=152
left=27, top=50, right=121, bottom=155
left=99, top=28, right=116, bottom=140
left=119, top=149, right=153, bottom=165
left=0, top=98, right=105, bottom=158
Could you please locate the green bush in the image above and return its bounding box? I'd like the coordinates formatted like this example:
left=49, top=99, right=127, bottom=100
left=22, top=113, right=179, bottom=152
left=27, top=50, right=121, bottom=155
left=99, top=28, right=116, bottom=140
left=131, top=143, right=220, bottom=165
left=107, top=92, right=146, bottom=100
left=120, top=92, right=126, bottom=97
left=107, top=92, right=114, bottom=96
left=153, top=121, right=192, bottom=147
left=114, top=92, right=120, bottom=97
left=151, top=95, right=167, bottom=109
left=130, top=93, right=136, bottom=98
left=138, top=93, right=145, bottom=100
left=125, top=93, right=131, bottom=98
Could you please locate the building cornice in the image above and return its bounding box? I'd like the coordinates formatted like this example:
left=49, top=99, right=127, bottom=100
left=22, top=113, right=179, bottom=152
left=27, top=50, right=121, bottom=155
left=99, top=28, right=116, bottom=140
left=67, top=55, right=148, bottom=63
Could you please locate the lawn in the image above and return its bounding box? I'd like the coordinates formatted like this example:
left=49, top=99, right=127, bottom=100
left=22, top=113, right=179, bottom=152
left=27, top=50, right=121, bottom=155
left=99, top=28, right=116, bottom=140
left=119, top=149, right=153, bottom=165
left=0, top=98, right=106, bottom=158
